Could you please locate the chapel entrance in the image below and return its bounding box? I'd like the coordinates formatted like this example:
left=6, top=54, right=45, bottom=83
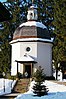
left=24, top=64, right=31, bottom=78
left=23, top=63, right=33, bottom=78
left=15, top=54, right=37, bottom=78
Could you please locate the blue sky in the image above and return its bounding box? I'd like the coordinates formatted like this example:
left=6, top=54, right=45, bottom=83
left=0, top=0, right=6, bottom=2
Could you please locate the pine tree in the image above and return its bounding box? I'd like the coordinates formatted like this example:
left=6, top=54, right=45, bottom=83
left=33, top=66, right=48, bottom=97
left=0, top=0, right=22, bottom=76
left=52, top=0, right=66, bottom=79
left=32, top=0, right=54, bottom=32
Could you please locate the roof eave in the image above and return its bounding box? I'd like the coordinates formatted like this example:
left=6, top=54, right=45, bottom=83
left=15, top=60, right=37, bottom=63
left=10, top=38, right=53, bottom=44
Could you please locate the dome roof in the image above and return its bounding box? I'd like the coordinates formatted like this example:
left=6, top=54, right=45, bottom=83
left=13, top=21, right=51, bottom=40
left=12, top=4, right=52, bottom=41
left=19, top=21, right=47, bottom=29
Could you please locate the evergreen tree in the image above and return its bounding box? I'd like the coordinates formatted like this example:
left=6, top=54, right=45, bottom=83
left=0, top=0, right=22, bottom=75
left=33, top=66, right=48, bottom=97
left=32, top=0, right=54, bottom=32
left=0, top=22, right=11, bottom=74
left=52, top=0, right=66, bottom=79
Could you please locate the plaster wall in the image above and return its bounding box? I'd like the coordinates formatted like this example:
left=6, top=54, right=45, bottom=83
left=11, top=41, right=52, bottom=76
left=37, top=42, right=52, bottom=76
left=11, top=42, right=20, bottom=75
left=11, top=42, right=37, bottom=75
left=20, top=42, right=37, bottom=59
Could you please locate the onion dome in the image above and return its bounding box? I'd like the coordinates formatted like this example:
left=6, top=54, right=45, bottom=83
left=13, top=5, right=52, bottom=42
left=13, top=21, right=51, bottom=40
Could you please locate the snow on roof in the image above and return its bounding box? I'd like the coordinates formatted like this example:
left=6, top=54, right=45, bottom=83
left=19, top=21, right=47, bottom=29
left=15, top=54, right=35, bottom=62
left=10, top=38, right=53, bottom=44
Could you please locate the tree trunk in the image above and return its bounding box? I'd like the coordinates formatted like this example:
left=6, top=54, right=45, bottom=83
left=56, top=69, right=58, bottom=80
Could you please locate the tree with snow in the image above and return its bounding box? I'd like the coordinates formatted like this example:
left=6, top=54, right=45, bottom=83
left=32, top=66, right=48, bottom=97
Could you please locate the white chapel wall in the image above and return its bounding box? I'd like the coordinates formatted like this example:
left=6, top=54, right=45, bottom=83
left=11, top=41, right=52, bottom=76
left=20, top=42, right=38, bottom=74
left=20, top=42, right=37, bottom=59
left=37, top=42, right=52, bottom=76
left=11, top=41, right=38, bottom=76
left=11, top=42, right=20, bottom=75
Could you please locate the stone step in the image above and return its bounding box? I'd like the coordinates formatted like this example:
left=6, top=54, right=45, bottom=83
left=13, top=79, right=30, bottom=93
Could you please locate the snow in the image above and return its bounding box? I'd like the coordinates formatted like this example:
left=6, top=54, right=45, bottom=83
left=0, top=79, right=66, bottom=99
left=15, top=93, right=66, bottom=99
left=0, top=78, right=16, bottom=96
left=15, top=80, right=66, bottom=99
left=19, top=21, right=47, bottom=29
left=10, top=38, right=53, bottom=44
left=15, top=54, right=35, bottom=62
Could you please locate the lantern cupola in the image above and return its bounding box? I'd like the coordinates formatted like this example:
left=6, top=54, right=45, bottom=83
left=27, top=5, right=38, bottom=21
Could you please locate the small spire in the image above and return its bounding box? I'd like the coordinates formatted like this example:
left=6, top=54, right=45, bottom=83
left=27, top=0, right=38, bottom=21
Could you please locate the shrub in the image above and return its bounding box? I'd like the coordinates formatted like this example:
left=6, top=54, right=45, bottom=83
left=32, top=66, right=48, bottom=97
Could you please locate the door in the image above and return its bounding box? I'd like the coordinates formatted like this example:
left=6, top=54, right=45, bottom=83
left=25, top=65, right=31, bottom=78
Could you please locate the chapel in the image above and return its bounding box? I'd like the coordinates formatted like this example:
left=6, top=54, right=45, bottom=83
left=10, top=4, right=53, bottom=78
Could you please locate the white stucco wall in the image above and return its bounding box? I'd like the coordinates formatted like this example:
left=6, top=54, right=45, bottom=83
left=11, top=42, right=20, bottom=75
left=19, top=64, right=23, bottom=74
left=20, top=42, right=37, bottom=59
left=11, top=42, right=37, bottom=75
left=11, top=41, right=52, bottom=76
left=37, top=42, right=52, bottom=76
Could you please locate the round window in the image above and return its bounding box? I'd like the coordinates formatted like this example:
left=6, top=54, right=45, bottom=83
left=26, top=47, right=31, bottom=52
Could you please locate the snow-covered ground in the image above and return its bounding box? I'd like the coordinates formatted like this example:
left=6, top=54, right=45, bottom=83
left=15, top=80, right=66, bottom=99
left=0, top=78, right=16, bottom=96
